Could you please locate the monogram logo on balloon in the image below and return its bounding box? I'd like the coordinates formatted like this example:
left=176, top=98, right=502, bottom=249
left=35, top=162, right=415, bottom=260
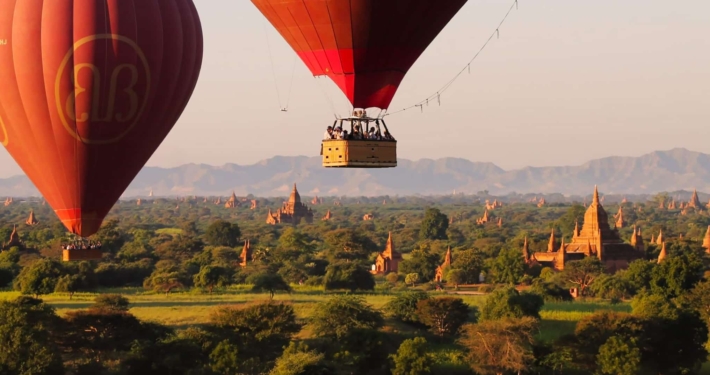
left=0, top=115, right=8, bottom=147
left=55, top=34, right=151, bottom=144
left=0, top=39, right=7, bottom=46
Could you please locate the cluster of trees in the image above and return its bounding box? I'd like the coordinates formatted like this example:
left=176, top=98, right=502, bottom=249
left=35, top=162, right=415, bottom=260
left=3, top=194, right=710, bottom=373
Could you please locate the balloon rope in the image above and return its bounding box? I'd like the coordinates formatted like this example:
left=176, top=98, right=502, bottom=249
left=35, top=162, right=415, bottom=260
left=313, top=77, right=340, bottom=119
left=284, top=56, right=298, bottom=110
left=385, top=0, right=520, bottom=117
left=263, top=22, right=283, bottom=110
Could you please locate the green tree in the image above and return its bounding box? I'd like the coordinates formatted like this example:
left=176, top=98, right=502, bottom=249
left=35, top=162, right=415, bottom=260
left=209, top=340, right=239, bottom=375
left=93, top=294, right=130, bottom=312
left=686, top=279, right=710, bottom=326
left=450, top=249, right=484, bottom=284
left=630, top=292, right=680, bottom=319
left=54, top=275, right=82, bottom=300
left=405, top=273, right=420, bottom=287
left=384, top=292, right=430, bottom=324
left=64, top=308, right=161, bottom=363
left=310, top=295, right=383, bottom=340
left=92, top=219, right=125, bottom=253
left=650, top=249, right=704, bottom=298
left=248, top=272, right=292, bottom=299
left=399, top=247, right=440, bottom=282
left=446, top=269, right=466, bottom=289
left=480, top=287, right=544, bottom=321
left=622, top=260, right=655, bottom=294
left=419, top=208, right=449, bottom=241
left=0, top=297, right=64, bottom=375
left=489, top=247, right=525, bottom=284
left=143, top=267, right=188, bottom=296
left=386, top=272, right=399, bottom=285
left=555, top=205, right=586, bottom=237
left=459, top=317, right=537, bottom=375
left=390, top=337, right=432, bottom=375
left=416, top=297, right=471, bottom=336
left=194, top=265, right=232, bottom=295
left=209, top=302, right=301, bottom=369
left=269, top=342, right=328, bottom=375
left=14, top=259, right=63, bottom=297
left=278, top=227, right=312, bottom=253
left=323, top=262, right=375, bottom=292
left=560, top=257, right=605, bottom=296
left=324, top=229, right=377, bottom=263
left=589, top=273, right=633, bottom=300
left=596, top=336, right=641, bottom=375
left=204, top=220, right=241, bottom=247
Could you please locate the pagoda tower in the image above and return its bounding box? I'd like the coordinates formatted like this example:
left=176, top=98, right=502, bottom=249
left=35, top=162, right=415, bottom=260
left=25, top=211, right=38, bottom=226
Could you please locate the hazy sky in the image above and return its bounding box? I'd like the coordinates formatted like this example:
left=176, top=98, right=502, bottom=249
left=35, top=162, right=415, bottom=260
left=1, top=0, right=708, bottom=178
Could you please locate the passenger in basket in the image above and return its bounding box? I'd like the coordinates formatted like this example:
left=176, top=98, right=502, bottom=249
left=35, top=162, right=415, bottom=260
left=323, top=126, right=334, bottom=140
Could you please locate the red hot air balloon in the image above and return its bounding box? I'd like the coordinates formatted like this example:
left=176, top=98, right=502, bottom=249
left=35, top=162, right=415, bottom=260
left=0, top=0, right=203, bottom=248
left=252, top=0, right=467, bottom=168
left=252, top=0, right=467, bottom=110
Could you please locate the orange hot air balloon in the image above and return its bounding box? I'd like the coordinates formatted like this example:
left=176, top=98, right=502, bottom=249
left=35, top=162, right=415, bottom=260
left=0, top=0, right=203, bottom=239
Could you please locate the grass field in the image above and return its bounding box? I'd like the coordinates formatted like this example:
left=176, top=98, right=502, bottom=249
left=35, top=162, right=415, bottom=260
left=0, top=286, right=631, bottom=340
left=7, top=287, right=708, bottom=373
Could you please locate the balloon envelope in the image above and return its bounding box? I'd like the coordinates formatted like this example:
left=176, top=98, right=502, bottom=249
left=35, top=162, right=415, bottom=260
left=0, top=0, right=203, bottom=236
left=252, top=0, right=467, bottom=109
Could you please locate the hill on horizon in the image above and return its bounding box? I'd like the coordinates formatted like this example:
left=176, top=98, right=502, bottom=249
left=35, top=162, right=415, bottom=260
left=2, top=148, right=710, bottom=197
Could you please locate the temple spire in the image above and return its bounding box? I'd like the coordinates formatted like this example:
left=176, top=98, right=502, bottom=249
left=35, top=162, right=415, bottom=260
left=547, top=229, right=556, bottom=252
left=703, top=226, right=710, bottom=252
left=657, top=242, right=668, bottom=263
left=593, top=185, right=600, bottom=205
left=26, top=210, right=38, bottom=226
left=522, top=237, right=530, bottom=261
left=443, top=246, right=452, bottom=267
left=383, top=232, right=394, bottom=257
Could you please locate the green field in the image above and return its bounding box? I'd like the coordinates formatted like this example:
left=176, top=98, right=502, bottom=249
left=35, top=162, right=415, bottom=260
left=8, top=288, right=710, bottom=374
left=0, top=287, right=631, bottom=341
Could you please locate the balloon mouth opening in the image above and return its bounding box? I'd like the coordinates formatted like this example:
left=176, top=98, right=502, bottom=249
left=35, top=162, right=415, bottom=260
left=351, top=108, right=387, bottom=118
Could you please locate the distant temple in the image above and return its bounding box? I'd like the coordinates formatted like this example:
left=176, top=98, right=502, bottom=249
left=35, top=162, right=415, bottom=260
left=2, top=225, right=24, bottom=250
left=225, top=192, right=239, bottom=208
left=363, top=213, right=374, bottom=221
left=239, top=240, right=252, bottom=267
left=656, top=230, right=664, bottom=245
left=250, top=200, right=258, bottom=210
left=657, top=242, right=668, bottom=263
left=434, top=247, right=453, bottom=282
left=526, top=186, right=644, bottom=272
left=266, top=184, right=314, bottom=225
left=688, top=189, right=704, bottom=210
left=537, top=198, right=546, bottom=208
left=372, top=232, right=402, bottom=274
left=703, top=226, right=710, bottom=254
left=322, top=210, right=332, bottom=221
left=25, top=211, right=38, bottom=226
left=485, top=199, right=503, bottom=210
left=3, top=197, right=12, bottom=207
left=614, top=206, right=625, bottom=228
left=476, top=210, right=492, bottom=225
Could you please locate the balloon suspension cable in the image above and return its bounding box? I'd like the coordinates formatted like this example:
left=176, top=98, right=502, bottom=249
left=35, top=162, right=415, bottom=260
left=313, top=77, right=338, bottom=118
left=283, top=56, right=298, bottom=111
left=385, top=0, right=520, bottom=117
left=263, top=22, right=284, bottom=111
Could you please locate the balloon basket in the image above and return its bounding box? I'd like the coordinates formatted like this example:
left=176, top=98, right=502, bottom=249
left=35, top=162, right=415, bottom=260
left=322, top=140, right=397, bottom=168
left=62, top=248, right=103, bottom=262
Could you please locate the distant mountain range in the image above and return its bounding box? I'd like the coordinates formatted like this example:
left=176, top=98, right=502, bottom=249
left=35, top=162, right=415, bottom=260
left=2, top=148, right=710, bottom=197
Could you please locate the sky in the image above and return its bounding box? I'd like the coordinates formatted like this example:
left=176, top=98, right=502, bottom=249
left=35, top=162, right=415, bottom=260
left=1, top=0, right=709, bottom=178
